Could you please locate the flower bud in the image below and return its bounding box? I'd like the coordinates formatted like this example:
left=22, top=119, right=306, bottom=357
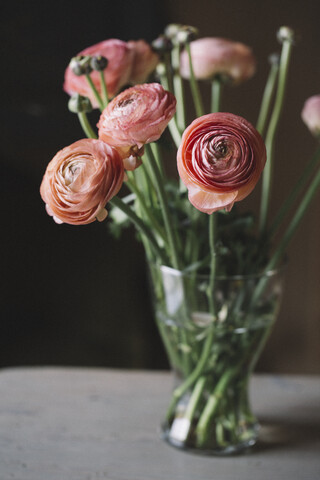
left=277, top=26, right=297, bottom=45
left=151, top=35, right=173, bottom=54
left=164, top=23, right=184, bottom=39
left=69, top=56, right=93, bottom=76
left=90, top=55, right=109, bottom=71
left=68, top=93, right=93, bottom=113
left=176, top=25, right=198, bottom=45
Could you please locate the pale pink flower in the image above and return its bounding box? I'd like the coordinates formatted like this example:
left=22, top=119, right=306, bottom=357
left=63, top=39, right=134, bottom=107
left=301, top=95, right=320, bottom=137
left=180, top=37, right=256, bottom=84
left=177, top=113, right=266, bottom=214
left=40, top=139, right=124, bottom=225
left=98, top=83, right=176, bottom=148
left=127, top=40, right=159, bottom=84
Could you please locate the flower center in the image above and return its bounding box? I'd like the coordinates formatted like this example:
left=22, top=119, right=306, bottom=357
left=213, top=140, right=228, bottom=159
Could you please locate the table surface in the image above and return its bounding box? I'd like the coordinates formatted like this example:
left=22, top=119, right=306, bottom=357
left=0, top=368, right=319, bottom=480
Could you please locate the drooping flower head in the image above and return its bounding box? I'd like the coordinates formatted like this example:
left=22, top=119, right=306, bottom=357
left=180, top=37, right=256, bottom=84
left=301, top=95, right=320, bottom=138
left=64, top=39, right=134, bottom=107
left=177, top=113, right=266, bottom=213
left=98, top=83, right=176, bottom=148
left=40, top=139, right=124, bottom=225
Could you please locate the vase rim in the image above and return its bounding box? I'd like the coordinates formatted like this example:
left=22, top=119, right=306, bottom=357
left=151, top=260, right=287, bottom=281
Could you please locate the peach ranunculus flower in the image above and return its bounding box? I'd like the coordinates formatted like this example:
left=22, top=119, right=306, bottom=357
left=63, top=39, right=134, bottom=107
left=301, top=95, right=320, bottom=137
left=98, top=83, right=177, bottom=148
left=40, top=139, right=124, bottom=225
left=127, top=40, right=159, bottom=84
left=180, top=37, right=256, bottom=84
left=177, top=113, right=266, bottom=214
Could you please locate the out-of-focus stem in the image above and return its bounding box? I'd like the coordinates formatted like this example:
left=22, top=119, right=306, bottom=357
left=259, top=39, right=294, bottom=235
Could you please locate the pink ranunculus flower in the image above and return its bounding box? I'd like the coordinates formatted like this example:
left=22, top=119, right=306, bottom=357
left=127, top=40, right=159, bottom=84
left=301, top=95, right=320, bottom=137
left=63, top=39, right=134, bottom=107
left=180, top=37, right=256, bottom=84
left=177, top=113, right=266, bottom=214
left=40, top=139, right=124, bottom=225
left=98, top=83, right=176, bottom=148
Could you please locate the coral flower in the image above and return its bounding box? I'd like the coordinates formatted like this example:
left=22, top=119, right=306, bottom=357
left=64, top=39, right=134, bottom=107
left=98, top=83, right=176, bottom=148
left=40, top=139, right=124, bottom=225
left=180, top=37, right=256, bottom=84
left=127, top=40, right=159, bottom=84
left=177, top=113, right=266, bottom=213
left=301, top=95, right=320, bottom=137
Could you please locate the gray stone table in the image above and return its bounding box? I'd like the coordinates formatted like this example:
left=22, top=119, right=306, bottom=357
left=0, top=368, right=319, bottom=480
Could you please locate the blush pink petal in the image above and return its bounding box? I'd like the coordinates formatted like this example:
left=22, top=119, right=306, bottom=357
left=98, top=83, right=176, bottom=148
left=127, top=40, right=159, bottom=84
left=180, top=37, right=256, bottom=84
left=301, top=95, right=320, bottom=137
left=63, top=39, right=134, bottom=107
left=40, top=139, right=124, bottom=225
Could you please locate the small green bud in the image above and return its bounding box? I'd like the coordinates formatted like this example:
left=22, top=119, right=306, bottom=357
left=151, top=35, right=173, bottom=54
left=90, top=55, right=109, bottom=71
left=155, top=63, right=166, bottom=77
left=277, top=26, right=298, bottom=45
left=176, top=25, right=198, bottom=45
left=68, top=93, right=93, bottom=114
left=69, top=55, right=93, bottom=76
left=164, top=23, right=183, bottom=39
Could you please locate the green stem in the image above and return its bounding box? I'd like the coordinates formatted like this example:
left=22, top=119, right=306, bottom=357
left=184, top=376, right=207, bottom=421
left=166, top=327, right=214, bottom=421
left=164, top=52, right=174, bottom=94
left=85, top=74, right=104, bottom=111
left=195, top=366, right=238, bottom=446
left=208, top=213, right=217, bottom=316
left=125, top=177, right=166, bottom=242
left=99, top=71, right=109, bottom=107
left=145, top=144, right=181, bottom=269
left=268, top=164, right=320, bottom=270
left=150, top=142, right=165, bottom=179
left=211, top=78, right=223, bottom=113
left=77, top=112, right=97, bottom=139
left=185, top=43, right=204, bottom=117
left=109, top=196, right=167, bottom=264
left=172, top=45, right=186, bottom=132
left=256, top=59, right=280, bottom=137
left=269, top=145, right=320, bottom=238
left=259, top=40, right=294, bottom=235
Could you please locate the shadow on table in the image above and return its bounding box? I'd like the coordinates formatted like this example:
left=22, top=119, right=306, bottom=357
left=255, top=414, right=320, bottom=452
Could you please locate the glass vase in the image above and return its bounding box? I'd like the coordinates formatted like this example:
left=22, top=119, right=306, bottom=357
left=148, top=263, right=285, bottom=455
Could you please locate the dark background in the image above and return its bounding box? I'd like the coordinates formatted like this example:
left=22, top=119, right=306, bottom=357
left=1, top=0, right=320, bottom=372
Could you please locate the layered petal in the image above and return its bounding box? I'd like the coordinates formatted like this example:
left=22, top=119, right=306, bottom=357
left=98, top=83, right=176, bottom=148
left=177, top=113, right=266, bottom=213
left=127, top=40, right=159, bottom=84
left=40, top=139, right=124, bottom=225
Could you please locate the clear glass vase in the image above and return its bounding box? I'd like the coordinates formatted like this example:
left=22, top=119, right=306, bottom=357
left=148, top=263, right=285, bottom=455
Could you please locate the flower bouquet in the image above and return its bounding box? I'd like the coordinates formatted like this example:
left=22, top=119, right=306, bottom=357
left=40, top=24, right=320, bottom=454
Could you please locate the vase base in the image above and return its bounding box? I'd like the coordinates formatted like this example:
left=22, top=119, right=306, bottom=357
left=162, top=422, right=259, bottom=456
